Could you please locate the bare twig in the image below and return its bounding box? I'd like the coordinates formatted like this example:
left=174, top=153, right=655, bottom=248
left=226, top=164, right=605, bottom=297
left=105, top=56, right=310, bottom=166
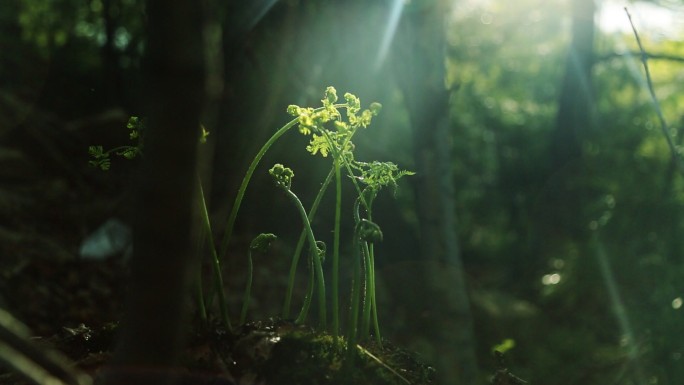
left=624, top=7, right=684, bottom=173
left=595, top=51, right=684, bottom=65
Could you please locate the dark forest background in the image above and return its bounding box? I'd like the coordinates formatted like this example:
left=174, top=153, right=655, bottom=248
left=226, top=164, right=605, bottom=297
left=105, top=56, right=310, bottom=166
left=1, top=0, right=684, bottom=384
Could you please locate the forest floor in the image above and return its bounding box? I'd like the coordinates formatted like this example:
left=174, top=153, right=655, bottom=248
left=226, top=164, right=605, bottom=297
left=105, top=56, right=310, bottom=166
left=1, top=109, right=131, bottom=338
left=0, top=112, right=435, bottom=384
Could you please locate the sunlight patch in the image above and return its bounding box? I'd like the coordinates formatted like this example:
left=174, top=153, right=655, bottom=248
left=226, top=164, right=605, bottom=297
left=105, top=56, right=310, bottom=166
left=672, top=297, right=683, bottom=310
left=541, top=273, right=561, bottom=285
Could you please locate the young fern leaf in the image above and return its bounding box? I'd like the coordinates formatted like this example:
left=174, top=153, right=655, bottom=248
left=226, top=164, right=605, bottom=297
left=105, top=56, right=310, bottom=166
left=306, top=134, right=330, bottom=157
left=88, top=146, right=111, bottom=170
left=353, top=160, right=415, bottom=195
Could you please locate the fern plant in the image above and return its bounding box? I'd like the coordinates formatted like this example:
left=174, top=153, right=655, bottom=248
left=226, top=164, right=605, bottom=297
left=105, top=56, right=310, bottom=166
left=88, top=87, right=413, bottom=356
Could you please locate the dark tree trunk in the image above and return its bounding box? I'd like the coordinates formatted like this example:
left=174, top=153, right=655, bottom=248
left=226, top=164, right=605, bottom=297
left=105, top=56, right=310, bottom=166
left=99, top=0, right=206, bottom=384
left=101, top=0, right=123, bottom=105
left=392, top=3, right=478, bottom=384
left=539, top=0, right=596, bottom=243
left=551, top=0, right=596, bottom=169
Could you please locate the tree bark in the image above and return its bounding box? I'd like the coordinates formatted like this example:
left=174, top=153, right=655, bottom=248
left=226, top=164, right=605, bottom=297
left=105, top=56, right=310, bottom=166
left=540, top=0, right=596, bottom=243
left=392, top=2, right=478, bottom=384
left=551, top=0, right=596, bottom=169
left=101, top=0, right=123, bottom=105
left=99, top=0, right=205, bottom=384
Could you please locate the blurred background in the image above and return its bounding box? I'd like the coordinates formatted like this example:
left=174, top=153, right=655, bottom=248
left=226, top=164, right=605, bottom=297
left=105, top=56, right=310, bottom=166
left=1, top=0, right=684, bottom=384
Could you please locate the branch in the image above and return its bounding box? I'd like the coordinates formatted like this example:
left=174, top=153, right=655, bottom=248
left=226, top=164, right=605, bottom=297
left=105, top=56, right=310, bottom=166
left=624, top=7, right=684, bottom=173
left=594, top=51, right=684, bottom=65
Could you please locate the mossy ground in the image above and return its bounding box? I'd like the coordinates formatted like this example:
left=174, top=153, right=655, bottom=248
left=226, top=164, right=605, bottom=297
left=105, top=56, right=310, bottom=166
left=202, top=318, right=435, bottom=385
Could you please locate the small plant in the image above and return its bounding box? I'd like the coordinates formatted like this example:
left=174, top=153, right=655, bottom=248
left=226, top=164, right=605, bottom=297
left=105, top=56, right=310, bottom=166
left=89, top=87, right=413, bottom=357
left=277, top=88, right=412, bottom=341
left=240, top=233, right=277, bottom=324
left=268, top=163, right=327, bottom=327
left=88, top=116, right=145, bottom=170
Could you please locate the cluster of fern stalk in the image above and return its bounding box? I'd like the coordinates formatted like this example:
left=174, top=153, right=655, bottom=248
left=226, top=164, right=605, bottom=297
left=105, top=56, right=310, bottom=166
left=90, top=86, right=413, bottom=355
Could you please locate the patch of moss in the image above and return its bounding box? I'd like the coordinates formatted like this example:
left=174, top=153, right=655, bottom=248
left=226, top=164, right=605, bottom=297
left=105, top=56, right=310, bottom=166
left=247, top=319, right=434, bottom=385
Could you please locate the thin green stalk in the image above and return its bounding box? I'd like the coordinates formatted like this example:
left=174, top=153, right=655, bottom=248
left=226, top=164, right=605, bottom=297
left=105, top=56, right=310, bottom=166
left=332, top=159, right=342, bottom=337
left=198, top=180, right=231, bottom=331
left=368, top=244, right=382, bottom=346
left=347, top=219, right=364, bottom=355
left=363, top=195, right=381, bottom=346
left=283, top=231, right=307, bottom=319
left=320, top=127, right=370, bottom=213
left=283, top=119, right=364, bottom=327
left=194, top=207, right=208, bottom=325
left=283, top=168, right=335, bottom=318
left=283, top=187, right=327, bottom=328
left=352, top=193, right=382, bottom=345
left=296, top=248, right=316, bottom=324
left=218, top=118, right=297, bottom=261
left=241, top=233, right=276, bottom=325
left=218, top=105, right=346, bottom=262
left=360, top=241, right=372, bottom=339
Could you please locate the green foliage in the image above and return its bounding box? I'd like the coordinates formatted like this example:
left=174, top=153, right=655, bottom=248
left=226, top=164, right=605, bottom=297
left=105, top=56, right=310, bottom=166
left=445, top=1, right=684, bottom=383
left=88, top=116, right=208, bottom=170
left=287, top=86, right=381, bottom=160
left=268, top=163, right=294, bottom=190
left=90, top=88, right=412, bottom=358
left=87, top=145, right=110, bottom=170
left=491, top=339, right=516, bottom=354
left=274, top=88, right=412, bottom=349
left=250, top=233, right=277, bottom=253
left=241, top=233, right=277, bottom=324
left=87, top=116, right=145, bottom=170
left=223, top=87, right=412, bottom=352
left=48, top=0, right=684, bottom=379
left=351, top=161, right=415, bottom=195
left=17, top=0, right=145, bottom=59
left=357, top=219, right=383, bottom=244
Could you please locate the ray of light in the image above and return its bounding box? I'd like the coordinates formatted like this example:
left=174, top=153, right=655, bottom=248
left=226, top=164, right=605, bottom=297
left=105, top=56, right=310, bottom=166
left=246, top=0, right=279, bottom=31
left=374, top=0, right=405, bottom=71
left=592, top=233, right=647, bottom=384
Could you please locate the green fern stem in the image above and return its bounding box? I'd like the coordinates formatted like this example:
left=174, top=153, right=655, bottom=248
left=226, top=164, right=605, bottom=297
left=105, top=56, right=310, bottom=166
left=198, top=180, right=232, bottom=331
left=295, top=246, right=316, bottom=325
left=369, top=243, right=382, bottom=346
left=218, top=105, right=346, bottom=263
left=218, top=118, right=296, bottom=262
left=319, top=127, right=370, bottom=213
left=360, top=240, right=373, bottom=339
left=347, top=218, right=364, bottom=355
left=332, top=159, right=342, bottom=338
left=282, top=168, right=334, bottom=319
left=282, top=187, right=327, bottom=329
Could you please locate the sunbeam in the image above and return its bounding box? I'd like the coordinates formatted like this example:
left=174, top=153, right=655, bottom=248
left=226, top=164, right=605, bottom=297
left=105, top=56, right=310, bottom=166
left=374, top=0, right=405, bottom=71
left=592, top=233, right=647, bottom=384
left=246, top=0, right=279, bottom=31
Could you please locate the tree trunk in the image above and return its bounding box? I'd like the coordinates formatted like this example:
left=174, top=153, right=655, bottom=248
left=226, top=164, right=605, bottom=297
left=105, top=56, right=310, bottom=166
left=99, top=0, right=205, bottom=384
left=551, top=0, right=596, bottom=169
left=101, top=0, right=123, bottom=105
left=392, top=2, right=478, bottom=384
left=540, top=0, right=596, bottom=242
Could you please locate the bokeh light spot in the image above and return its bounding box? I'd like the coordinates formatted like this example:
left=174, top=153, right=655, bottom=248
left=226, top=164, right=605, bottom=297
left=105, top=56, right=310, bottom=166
left=542, top=273, right=561, bottom=285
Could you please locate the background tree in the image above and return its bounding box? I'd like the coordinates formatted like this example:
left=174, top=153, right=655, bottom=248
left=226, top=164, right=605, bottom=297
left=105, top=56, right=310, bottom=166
left=389, top=1, right=478, bottom=384
left=101, top=0, right=205, bottom=384
left=2, top=0, right=684, bottom=384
